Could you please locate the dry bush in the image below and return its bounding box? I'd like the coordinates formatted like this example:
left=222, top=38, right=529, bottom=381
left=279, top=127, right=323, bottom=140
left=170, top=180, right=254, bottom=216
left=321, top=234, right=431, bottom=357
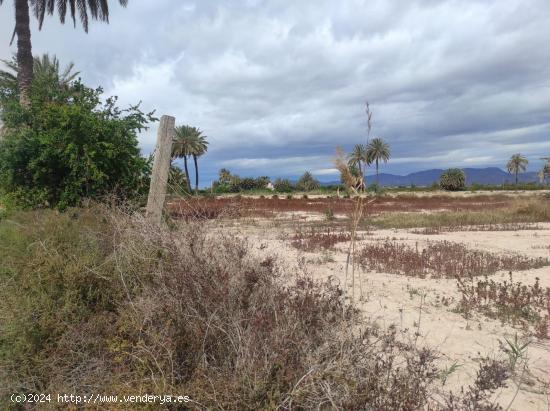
left=456, top=274, right=550, bottom=338
left=358, top=240, right=548, bottom=279
left=290, top=227, right=351, bottom=252
left=443, top=357, right=509, bottom=411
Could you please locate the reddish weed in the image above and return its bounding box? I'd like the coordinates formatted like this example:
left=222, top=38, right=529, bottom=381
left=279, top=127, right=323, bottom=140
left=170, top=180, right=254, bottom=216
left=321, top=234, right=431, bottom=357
left=290, top=227, right=351, bottom=251
left=358, top=240, right=548, bottom=279
left=456, top=273, right=550, bottom=338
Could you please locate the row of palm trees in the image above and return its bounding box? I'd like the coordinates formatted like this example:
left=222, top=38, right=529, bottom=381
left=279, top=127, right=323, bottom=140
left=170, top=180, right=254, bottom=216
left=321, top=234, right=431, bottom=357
left=347, top=137, right=391, bottom=187
left=171, top=125, right=209, bottom=193
left=506, top=153, right=550, bottom=184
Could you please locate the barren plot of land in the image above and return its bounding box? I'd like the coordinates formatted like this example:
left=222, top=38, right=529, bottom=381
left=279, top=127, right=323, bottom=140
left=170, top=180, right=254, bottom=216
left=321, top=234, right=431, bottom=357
left=217, top=193, right=550, bottom=411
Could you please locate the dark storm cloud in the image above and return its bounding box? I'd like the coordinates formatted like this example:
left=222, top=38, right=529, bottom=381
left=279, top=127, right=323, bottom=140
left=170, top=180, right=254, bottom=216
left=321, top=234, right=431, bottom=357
left=1, top=0, right=550, bottom=183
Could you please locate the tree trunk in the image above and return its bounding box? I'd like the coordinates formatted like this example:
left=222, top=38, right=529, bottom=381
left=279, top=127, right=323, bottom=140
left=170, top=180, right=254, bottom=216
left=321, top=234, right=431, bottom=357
left=193, top=154, right=199, bottom=193
left=376, top=159, right=379, bottom=185
left=515, top=171, right=518, bottom=185
left=183, top=155, right=192, bottom=193
left=15, top=0, right=33, bottom=107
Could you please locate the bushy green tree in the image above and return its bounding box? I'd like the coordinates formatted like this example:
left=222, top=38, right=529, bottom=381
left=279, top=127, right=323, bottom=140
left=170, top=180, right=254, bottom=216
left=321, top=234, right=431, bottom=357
left=239, top=177, right=257, bottom=190
left=296, top=171, right=320, bottom=191
left=439, top=168, right=466, bottom=191
left=0, top=78, right=155, bottom=209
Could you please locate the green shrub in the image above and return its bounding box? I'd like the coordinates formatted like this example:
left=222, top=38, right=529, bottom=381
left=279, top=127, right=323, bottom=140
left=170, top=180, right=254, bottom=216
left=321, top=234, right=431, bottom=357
left=440, top=168, right=466, bottom=191
left=296, top=171, right=320, bottom=191
left=274, top=178, right=294, bottom=193
left=0, top=80, right=155, bottom=209
left=213, top=170, right=271, bottom=192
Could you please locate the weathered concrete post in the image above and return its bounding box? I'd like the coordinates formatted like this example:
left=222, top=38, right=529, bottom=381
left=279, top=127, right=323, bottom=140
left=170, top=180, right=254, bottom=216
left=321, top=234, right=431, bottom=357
left=146, top=115, right=175, bottom=224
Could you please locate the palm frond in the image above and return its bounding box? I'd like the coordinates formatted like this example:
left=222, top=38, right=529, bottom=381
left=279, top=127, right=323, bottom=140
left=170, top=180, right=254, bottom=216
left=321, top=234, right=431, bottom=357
left=29, top=0, right=128, bottom=32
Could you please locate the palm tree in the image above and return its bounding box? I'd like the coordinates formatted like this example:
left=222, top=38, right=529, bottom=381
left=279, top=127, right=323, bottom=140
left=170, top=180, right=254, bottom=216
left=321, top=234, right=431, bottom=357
left=540, top=158, right=550, bottom=184
left=172, top=125, right=195, bottom=193
left=0, top=0, right=128, bottom=107
left=191, top=133, right=209, bottom=193
left=506, top=153, right=528, bottom=184
left=348, top=144, right=368, bottom=190
left=366, top=137, right=390, bottom=184
left=0, top=54, right=79, bottom=91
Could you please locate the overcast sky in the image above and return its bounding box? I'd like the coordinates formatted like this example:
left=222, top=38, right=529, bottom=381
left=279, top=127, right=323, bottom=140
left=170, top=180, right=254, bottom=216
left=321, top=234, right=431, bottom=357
left=1, top=0, right=550, bottom=183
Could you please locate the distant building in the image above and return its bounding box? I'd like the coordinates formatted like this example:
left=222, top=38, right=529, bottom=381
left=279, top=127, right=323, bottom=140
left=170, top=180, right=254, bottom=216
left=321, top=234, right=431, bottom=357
left=266, top=182, right=275, bottom=191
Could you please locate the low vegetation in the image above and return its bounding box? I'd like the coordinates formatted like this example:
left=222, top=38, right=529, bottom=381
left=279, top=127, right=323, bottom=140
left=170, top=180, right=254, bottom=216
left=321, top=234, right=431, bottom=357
left=371, top=198, right=550, bottom=229
left=290, top=227, right=351, bottom=251
left=357, top=240, right=548, bottom=279
left=456, top=274, right=550, bottom=339
left=168, top=193, right=528, bottom=221
left=410, top=222, right=542, bottom=234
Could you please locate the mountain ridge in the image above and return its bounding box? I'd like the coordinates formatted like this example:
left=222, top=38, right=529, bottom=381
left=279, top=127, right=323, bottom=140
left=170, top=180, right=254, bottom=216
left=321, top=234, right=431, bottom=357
left=320, top=167, right=541, bottom=187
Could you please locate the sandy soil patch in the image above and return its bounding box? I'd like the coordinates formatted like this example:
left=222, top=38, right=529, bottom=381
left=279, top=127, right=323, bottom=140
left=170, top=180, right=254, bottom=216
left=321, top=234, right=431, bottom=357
left=232, top=219, right=550, bottom=410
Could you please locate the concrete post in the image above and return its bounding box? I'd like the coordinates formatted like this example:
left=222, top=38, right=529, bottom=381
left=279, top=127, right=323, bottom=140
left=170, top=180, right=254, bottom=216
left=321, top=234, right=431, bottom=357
left=146, top=115, right=175, bottom=224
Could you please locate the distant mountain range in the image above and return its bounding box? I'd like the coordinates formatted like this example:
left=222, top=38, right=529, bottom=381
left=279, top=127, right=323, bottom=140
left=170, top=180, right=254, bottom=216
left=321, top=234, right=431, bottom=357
left=322, top=167, right=541, bottom=187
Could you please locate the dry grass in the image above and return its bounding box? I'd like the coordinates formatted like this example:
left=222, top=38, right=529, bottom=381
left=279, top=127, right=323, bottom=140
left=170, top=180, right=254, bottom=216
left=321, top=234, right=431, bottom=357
left=371, top=199, right=550, bottom=230
left=357, top=240, right=548, bottom=279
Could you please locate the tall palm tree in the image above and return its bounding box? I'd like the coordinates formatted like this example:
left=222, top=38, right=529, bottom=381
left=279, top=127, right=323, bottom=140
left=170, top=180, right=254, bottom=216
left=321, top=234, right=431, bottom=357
left=0, top=54, right=79, bottom=91
left=348, top=144, right=368, bottom=190
left=0, top=0, right=128, bottom=107
left=366, top=137, right=390, bottom=184
left=506, top=153, right=528, bottom=185
left=191, top=133, right=208, bottom=193
left=172, top=125, right=196, bottom=193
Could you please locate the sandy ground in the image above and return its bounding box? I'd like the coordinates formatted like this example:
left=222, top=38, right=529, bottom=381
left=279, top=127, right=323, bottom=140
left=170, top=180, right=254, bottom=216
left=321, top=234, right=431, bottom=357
left=224, top=215, right=550, bottom=410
